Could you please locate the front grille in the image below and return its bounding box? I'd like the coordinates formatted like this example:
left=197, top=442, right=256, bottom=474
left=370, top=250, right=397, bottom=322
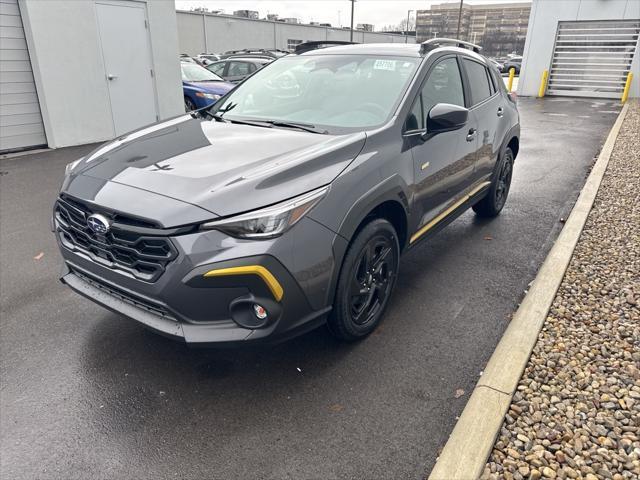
left=55, top=195, right=177, bottom=282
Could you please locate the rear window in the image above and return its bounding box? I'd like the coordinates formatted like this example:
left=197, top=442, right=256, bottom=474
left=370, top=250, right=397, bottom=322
left=463, top=58, right=492, bottom=106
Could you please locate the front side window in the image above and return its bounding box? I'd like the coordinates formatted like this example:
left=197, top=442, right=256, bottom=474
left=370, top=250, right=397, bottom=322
left=407, top=57, right=465, bottom=130
left=463, top=58, right=492, bottom=105
left=211, top=54, right=420, bottom=132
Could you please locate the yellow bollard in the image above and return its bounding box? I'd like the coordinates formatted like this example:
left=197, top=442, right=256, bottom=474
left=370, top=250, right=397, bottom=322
left=621, top=72, right=633, bottom=104
left=538, top=69, right=549, bottom=98
left=507, top=68, right=515, bottom=92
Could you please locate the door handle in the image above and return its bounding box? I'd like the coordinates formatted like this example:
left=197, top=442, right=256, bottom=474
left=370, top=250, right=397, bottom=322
left=497, top=107, right=504, bottom=117
left=107, top=74, right=118, bottom=80
left=466, top=128, right=477, bottom=142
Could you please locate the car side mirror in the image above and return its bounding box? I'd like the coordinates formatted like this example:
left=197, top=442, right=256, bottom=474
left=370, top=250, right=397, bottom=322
left=426, top=103, right=469, bottom=135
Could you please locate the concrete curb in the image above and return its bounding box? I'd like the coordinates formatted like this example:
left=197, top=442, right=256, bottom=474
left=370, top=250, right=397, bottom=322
left=428, top=102, right=630, bottom=480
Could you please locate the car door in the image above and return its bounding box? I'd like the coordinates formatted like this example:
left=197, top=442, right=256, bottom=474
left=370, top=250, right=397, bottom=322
left=460, top=57, right=503, bottom=185
left=406, top=56, right=479, bottom=231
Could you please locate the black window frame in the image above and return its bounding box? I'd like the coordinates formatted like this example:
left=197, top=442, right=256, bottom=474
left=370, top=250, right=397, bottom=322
left=403, top=54, right=467, bottom=135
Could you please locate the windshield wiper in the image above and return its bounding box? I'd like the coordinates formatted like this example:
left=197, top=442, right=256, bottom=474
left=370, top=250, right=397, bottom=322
left=264, top=121, right=328, bottom=134
left=203, top=102, right=237, bottom=122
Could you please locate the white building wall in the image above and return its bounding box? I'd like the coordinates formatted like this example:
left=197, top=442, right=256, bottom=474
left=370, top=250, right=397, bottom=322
left=146, top=3, right=183, bottom=121
left=176, top=11, right=415, bottom=55
left=19, top=0, right=183, bottom=149
left=519, top=0, right=640, bottom=98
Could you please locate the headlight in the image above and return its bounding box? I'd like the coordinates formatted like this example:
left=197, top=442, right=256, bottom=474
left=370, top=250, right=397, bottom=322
left=65, top=158, right=83, bottom=175
left=201, top=186, right=329, bottom=239
left=195, top=92, right=221, bottom=100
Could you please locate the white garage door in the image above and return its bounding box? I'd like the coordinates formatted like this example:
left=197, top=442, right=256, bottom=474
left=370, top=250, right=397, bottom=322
left=547, top=19, right=640, bottom=99
left=0, top=0, right=46, bottom=152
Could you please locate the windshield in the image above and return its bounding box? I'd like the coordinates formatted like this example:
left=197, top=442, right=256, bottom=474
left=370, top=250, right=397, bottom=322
left=181, top=63, right=223, bottom=82
left=210, top=54, right=420, bottom=131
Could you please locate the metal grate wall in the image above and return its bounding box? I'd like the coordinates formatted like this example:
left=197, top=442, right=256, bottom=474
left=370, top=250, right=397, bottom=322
left=0, top=0, right=47, bottom=152
left=547, top=19, right=640, bottom=99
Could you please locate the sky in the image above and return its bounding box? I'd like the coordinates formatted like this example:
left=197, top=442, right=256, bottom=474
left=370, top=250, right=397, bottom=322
left=174, top=0, right=531, bottom=30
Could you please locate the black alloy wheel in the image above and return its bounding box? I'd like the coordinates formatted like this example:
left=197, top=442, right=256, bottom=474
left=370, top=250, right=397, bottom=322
left=350, top=235, right=395, bottom=325
left=494, top=151, right=513, bottom=211
left=184, top=96, right=196, bottom=112
left=328, top=218, right=399, bottom=341
left=473, top=147, right=514, bottom=218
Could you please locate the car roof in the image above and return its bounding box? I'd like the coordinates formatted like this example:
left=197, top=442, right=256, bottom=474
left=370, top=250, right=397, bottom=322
left=298, top=42, right=488, bottom=62
left=224, top=56, right=273, bottom=62
left=300, top=43, right=423, bottom=57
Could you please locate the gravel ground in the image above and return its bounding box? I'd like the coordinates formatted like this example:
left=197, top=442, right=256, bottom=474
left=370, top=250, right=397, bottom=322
left=482, top=101, right=640, bottom=480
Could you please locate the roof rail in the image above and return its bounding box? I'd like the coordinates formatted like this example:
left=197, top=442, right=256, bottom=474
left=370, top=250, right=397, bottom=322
left=294, top=41, right=357, bottom=55
left=420, top=38, right=482, bottom=55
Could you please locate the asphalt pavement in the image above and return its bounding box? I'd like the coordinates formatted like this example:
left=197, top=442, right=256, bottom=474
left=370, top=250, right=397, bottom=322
left=0, top=97, right=621, bottom=480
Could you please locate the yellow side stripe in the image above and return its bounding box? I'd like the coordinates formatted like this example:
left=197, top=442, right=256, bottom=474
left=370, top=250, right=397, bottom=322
left=203, top=265, right=284, bottom=301
left=410, top=181, right=492, bottom=244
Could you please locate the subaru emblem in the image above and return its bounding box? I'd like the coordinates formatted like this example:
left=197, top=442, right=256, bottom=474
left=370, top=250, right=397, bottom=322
left=87, top=213, right=110, bottom=235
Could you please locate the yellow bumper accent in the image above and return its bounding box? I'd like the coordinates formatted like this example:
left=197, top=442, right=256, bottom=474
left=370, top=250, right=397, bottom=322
left=203, top=265, right=284, bottom=301
left=410, top=181, right=491, bottom=244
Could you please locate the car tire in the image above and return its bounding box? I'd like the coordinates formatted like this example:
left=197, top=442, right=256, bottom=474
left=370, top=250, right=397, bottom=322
left=473, top=147, right=514, bottom=218
left=184, top=96, right=196, bottom=112
left=327, top=218, right=400, bottom=342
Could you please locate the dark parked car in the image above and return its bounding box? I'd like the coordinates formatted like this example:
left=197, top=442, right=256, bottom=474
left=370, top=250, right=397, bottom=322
left=488, top=57, right=504, bottom=72
left=207, top=56, right=273, bottom=83
left=181, top=62, right=235, bottom=111
left=55, top=39, right=519, bottom=345
left=502, top=56, right=522, bottom=74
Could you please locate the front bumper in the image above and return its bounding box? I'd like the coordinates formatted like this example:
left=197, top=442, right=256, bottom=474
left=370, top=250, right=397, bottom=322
left=55, top=215, right=343, bottom=345
left=60, top=260, right=329, bottom=345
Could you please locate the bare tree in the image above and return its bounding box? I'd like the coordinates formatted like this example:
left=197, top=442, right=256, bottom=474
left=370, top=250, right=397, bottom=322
left=379, top=14, right=415, bottom=33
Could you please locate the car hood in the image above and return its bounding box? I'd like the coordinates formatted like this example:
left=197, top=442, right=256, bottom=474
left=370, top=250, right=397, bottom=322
left=183, top=80, right=235, bottom=95
left=72, top=115, right=366, bottom=218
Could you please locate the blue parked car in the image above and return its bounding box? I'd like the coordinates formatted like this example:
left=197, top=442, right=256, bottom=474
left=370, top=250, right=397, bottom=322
left=181, top=62, right=235, bottom=111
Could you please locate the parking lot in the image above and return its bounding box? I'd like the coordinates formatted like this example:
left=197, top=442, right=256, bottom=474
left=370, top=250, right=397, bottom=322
left=0, top=97, right=622, bottom=479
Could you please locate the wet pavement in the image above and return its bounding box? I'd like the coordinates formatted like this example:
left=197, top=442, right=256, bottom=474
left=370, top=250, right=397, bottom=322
left=0, top=97, right=621, bottom=479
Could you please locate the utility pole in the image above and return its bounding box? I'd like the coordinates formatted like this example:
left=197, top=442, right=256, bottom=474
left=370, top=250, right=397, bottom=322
left=350, top=0, right=355, bottom=42
left=456, top=0, right=464, bottom=39
left=406, top=10, right=413, bottom=44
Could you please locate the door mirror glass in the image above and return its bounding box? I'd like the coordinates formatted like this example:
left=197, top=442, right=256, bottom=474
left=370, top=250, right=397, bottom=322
left=427, top=103, right=469, bottom=133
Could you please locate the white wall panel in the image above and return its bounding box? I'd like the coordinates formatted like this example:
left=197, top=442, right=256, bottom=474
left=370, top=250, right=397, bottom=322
left=177, top=11, right=415, bottom=55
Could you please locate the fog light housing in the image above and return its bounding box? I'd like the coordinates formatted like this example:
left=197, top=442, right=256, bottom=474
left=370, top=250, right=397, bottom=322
left=253, top=304, right=268, bottom=320
left=229, top=295, right=281, bottom=329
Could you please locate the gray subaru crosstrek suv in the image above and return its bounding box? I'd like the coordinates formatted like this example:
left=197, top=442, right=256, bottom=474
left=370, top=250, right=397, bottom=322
left=55, top=40, right=520, bottom=345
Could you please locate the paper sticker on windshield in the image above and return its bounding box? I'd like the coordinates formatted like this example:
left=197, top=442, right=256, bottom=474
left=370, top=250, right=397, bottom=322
left=374, top=59, right=396, bottom=71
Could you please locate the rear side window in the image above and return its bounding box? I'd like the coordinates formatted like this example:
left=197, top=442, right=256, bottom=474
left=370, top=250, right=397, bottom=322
left=463, top=58, right=492, bottom=106
left=489, top=64, right=507, bottom=94
left=228, top=61, right=251, bottom=76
